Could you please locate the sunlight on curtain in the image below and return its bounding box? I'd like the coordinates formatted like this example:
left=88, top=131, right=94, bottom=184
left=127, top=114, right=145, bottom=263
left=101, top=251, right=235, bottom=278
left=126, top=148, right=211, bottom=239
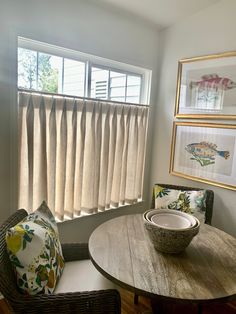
left=18, top=92, right=149, bottom=221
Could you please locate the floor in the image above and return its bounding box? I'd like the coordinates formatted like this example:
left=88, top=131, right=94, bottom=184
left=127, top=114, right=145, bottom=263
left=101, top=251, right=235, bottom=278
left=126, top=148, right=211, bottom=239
left=118, top=289, right=236, bottom=314
left=0, top=289, right=235, bottom=313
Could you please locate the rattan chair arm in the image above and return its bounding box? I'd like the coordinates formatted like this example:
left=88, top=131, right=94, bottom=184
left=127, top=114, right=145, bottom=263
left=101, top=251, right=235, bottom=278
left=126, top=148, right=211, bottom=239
left=61, top=242, right=90, bottom=261
left=9, top=289, right=121, bottom=314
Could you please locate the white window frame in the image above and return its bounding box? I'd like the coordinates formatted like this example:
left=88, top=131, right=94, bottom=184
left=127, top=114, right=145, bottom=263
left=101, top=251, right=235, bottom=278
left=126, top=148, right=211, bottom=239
left=90, top=63, right=142, bottom=103
left=18, top=37, right=152, bottom=105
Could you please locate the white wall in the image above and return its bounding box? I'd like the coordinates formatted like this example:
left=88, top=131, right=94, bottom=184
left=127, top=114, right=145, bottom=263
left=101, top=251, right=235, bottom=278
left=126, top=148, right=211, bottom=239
left=151, top=0, right=236, bottom=237
left=0, top=0, right=160, bottom=241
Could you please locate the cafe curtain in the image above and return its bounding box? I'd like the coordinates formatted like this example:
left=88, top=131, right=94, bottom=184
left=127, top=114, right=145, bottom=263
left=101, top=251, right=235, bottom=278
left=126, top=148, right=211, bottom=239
left=18, top=91, right=149, bottom=221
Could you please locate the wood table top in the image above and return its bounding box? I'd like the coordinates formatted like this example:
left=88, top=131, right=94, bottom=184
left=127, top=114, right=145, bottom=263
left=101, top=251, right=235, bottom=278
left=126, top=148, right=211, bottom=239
left=88, top=214, right=236, bottom=303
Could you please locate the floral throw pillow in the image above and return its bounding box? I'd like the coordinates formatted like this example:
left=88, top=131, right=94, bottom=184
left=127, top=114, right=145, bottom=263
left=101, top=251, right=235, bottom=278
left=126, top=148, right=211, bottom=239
left=6, top=201, right=64, bottom=295
left=153, top=185, right=207, bottom=222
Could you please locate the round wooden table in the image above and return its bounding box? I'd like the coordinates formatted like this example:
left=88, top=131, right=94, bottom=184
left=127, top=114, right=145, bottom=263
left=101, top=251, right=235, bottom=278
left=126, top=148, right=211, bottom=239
left=89, top=214, right=236, bottom=311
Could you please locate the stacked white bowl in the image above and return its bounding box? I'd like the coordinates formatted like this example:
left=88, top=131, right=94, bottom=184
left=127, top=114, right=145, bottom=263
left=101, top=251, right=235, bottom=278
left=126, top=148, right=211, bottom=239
left=143, top=209, right=200, bottom=254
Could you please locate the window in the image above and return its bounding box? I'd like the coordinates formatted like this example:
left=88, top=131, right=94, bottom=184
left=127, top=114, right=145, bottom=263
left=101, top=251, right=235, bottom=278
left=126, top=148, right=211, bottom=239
left=18, top=47, right=86, bottom=96
left=91, top=67, right=141, bottom=103
left=17, top=38, right=151, bottom=221
left=18, top=37, right=151, bottom=104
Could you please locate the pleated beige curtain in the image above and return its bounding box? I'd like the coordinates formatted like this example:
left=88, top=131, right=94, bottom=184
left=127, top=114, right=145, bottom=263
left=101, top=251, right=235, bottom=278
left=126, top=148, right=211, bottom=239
left=18, top=91, right=149, bottom=221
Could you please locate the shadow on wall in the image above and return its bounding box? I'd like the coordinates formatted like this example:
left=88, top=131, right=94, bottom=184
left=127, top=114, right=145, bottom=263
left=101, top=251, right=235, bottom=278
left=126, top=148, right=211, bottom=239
left=58, top=201, right=148, bottom=243
left=212, top=192, right=236, bottom=237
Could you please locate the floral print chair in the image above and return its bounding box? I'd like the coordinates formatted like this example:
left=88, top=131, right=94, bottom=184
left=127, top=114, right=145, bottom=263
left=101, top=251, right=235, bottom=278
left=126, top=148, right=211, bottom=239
left=0, top=209, right=121, bottom=314
left=151, top=183, right=214, bottom=225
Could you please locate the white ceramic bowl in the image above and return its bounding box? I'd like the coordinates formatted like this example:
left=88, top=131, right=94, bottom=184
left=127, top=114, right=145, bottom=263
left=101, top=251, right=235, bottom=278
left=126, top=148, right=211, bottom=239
left=150, top=212, right=191, bottom=230
left=144, top=209, right=198, bottom=230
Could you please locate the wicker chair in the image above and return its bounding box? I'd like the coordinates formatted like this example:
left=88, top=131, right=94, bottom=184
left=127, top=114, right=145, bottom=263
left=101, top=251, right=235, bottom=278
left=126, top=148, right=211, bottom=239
left=0, top=209, right=121, bottom=314
left=134, top=183, right=214, bottom=306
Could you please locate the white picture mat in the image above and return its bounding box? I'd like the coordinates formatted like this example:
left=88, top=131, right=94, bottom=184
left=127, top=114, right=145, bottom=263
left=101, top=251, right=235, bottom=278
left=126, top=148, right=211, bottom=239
left=173, top=125, right=236, bottom=187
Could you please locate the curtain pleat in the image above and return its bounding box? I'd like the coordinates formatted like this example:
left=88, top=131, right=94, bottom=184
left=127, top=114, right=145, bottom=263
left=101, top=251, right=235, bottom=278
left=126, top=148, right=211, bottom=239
left=73, top=100, right=85, bottom=216
left=106, top=106, right=117, bottom=208
left=36, top=97, right=47, bottom=206
left=98, top=104, right=110, bottom=211
left=119, top=106, right=130, bottom=204
left=47, top=98, right=57, bottom=215
left=111, top=105, right=124, bottom=207
left=18, top=92, right=149, bottom=221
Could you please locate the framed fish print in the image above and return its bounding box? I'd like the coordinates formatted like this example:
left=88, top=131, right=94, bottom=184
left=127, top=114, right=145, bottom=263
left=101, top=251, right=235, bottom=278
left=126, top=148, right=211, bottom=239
left=175, top=51, right=236, bottom=119
left=170, top=121, right=236, bottom=191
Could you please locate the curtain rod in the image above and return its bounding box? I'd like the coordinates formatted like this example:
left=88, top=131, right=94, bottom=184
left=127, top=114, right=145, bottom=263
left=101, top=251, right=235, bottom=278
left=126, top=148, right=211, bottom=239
left=18, top=88, right=149, bottom=108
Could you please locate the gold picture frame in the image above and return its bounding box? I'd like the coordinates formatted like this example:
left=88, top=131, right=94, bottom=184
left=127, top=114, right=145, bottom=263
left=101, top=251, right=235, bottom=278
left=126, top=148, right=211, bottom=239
left=175, top=51, right=236, bottom=119
left=170, top=121, right=236, bottom=191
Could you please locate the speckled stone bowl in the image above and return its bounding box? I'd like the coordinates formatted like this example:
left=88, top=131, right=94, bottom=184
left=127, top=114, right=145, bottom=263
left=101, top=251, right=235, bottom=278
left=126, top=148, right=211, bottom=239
left=143, top=209, right=200, bottom=254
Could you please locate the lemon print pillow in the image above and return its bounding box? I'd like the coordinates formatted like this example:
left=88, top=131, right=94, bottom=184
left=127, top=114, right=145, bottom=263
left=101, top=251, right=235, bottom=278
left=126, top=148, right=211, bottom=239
left=6, top=201, right=64, bottom=295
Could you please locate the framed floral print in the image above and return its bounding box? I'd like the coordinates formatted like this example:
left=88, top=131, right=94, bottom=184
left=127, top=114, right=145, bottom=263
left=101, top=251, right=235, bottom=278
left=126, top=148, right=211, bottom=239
left=175, top=51, right=236, bottom=119
left=170, top=121, right=236, bottom=191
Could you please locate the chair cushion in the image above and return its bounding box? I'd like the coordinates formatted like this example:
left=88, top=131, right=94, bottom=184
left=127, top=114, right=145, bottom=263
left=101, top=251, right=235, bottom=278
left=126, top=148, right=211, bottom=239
left=54, top=260, right=116, bottom=293
left=153, top=185, right=207, bottom=222
left=6, top=201, right=64, bottom=295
